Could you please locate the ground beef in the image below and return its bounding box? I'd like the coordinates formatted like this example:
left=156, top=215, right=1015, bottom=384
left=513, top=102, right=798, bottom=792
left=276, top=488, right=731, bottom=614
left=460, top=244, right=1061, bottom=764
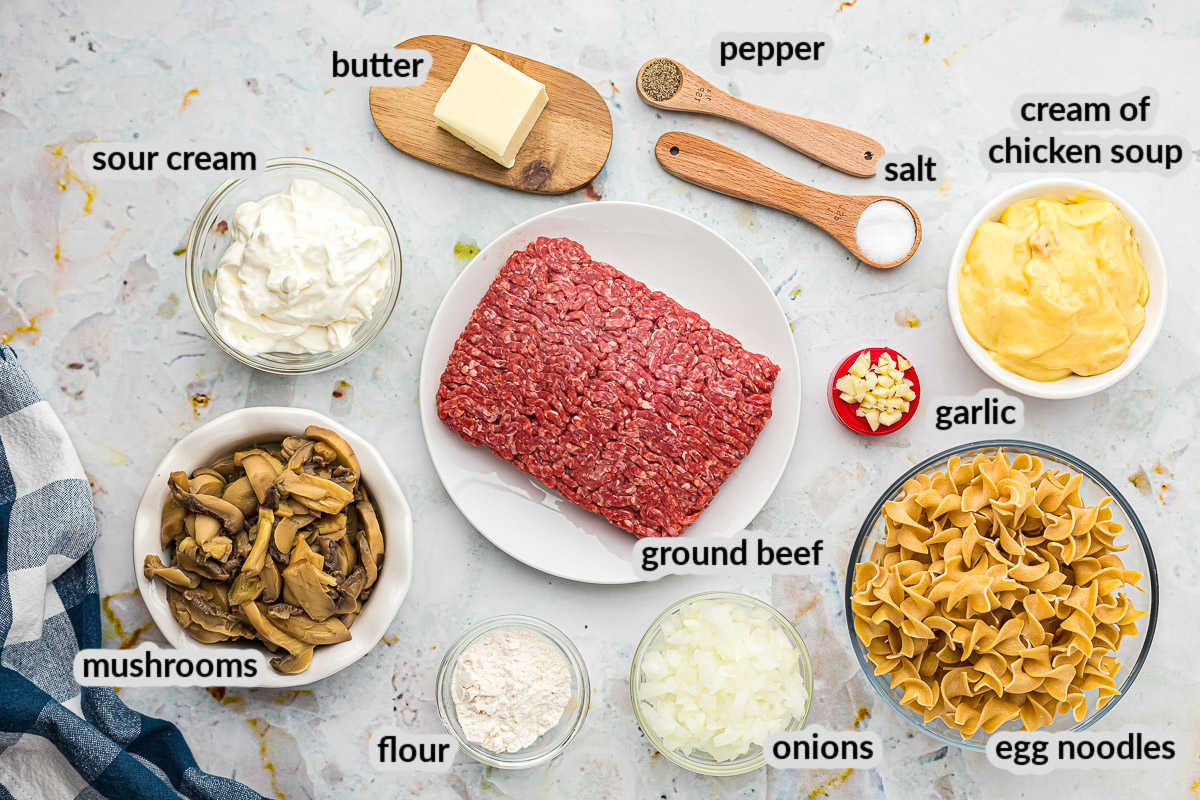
left=436, top=237, right=779, bottom=538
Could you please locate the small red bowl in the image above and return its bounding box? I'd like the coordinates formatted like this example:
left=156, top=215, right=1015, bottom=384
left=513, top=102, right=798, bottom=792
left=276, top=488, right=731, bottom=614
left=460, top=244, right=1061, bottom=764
left=828, top=348, right=921, bottom=436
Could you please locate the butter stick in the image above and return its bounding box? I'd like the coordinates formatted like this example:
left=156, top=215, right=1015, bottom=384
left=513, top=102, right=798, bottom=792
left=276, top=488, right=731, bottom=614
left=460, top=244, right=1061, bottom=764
left=433, top=45, right=548, bottom=169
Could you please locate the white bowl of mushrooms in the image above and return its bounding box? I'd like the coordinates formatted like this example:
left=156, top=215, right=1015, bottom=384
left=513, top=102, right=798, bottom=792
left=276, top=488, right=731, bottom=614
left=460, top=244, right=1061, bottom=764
left=133, top=406, right=413, bottom=687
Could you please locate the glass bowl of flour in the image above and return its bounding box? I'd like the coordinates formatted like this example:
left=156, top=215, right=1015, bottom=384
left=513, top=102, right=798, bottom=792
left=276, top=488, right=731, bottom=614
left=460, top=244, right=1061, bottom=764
left=185, top=157, right=402, bottom=375
left=436, top=614, right=590, bottom=769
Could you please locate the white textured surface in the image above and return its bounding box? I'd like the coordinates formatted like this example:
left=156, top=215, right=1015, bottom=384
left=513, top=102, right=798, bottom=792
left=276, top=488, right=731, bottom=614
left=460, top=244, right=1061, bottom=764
left=2, top=0, right=1198, bottom=798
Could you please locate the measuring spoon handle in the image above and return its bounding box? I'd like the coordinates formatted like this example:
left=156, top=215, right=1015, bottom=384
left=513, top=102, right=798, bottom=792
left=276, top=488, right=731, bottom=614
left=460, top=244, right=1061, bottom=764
left=725, top=97, right=884, bottom=178
left=654, top=131, right=865, bottom=247
left=662, top=63, right=883, bottom=177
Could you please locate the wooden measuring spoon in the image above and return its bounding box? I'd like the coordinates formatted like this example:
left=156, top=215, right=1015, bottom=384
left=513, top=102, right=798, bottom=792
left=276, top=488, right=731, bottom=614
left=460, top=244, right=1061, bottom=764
left=637, top=57, right=883, bottom=178
left=655, top=132, right=920, bottom=268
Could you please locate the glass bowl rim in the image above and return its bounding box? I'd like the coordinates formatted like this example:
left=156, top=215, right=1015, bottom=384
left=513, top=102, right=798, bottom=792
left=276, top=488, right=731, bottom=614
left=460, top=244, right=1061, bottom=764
left=434, top=614, right=591, bottom=769
left=843, top=438, right=1159, bottom=751
left=183, top=156, right=402, bottom=375
left=629, top=590, right=815, bottom=776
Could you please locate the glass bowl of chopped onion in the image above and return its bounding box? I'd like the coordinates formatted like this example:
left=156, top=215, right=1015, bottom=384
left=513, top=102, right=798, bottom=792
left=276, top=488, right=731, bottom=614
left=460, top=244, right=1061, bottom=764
left=845, top=440, right=1158, bottom=751
left=630, top=592, right=814, bottom=775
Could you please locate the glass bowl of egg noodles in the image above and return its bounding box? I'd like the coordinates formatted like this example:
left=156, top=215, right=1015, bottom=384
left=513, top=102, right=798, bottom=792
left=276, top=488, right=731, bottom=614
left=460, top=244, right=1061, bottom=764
left=845, top=440, right=1158, bottom=751
left=185, top=157, right=402, bottom=374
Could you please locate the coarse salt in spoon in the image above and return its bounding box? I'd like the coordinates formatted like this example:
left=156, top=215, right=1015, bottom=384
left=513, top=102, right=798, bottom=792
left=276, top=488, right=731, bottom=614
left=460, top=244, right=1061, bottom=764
left=654, top=131, right=921, bottom=268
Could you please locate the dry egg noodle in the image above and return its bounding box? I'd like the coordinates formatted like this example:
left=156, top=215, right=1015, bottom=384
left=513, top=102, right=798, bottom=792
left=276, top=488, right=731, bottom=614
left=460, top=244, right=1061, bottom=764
left=850, top=450, right=1145, bottom=739
left=957, top=195, right=1149, bottom=381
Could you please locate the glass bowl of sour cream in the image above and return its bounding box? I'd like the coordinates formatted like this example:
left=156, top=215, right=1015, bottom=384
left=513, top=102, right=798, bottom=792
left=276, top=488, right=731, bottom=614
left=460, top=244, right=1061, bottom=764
left=185, top=157, right=401, bottom=374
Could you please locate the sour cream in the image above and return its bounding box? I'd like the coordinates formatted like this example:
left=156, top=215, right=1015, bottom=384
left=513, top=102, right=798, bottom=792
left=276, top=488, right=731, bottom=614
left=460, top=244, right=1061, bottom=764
left=213, top=178, right=391, bottom=355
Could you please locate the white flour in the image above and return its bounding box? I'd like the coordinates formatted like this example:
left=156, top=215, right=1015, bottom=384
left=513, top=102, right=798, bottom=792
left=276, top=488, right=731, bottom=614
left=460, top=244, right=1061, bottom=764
left=451, top=628, right=571, bottom=753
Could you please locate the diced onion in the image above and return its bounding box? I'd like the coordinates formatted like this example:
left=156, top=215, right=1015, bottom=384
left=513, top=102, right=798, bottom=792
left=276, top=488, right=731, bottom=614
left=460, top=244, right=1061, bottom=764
left=637, top=598, right=809, bottom=762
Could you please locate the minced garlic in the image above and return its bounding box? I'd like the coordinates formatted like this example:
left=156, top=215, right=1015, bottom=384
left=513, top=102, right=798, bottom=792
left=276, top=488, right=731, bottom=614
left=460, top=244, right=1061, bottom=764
left=835, top=351, right=916, bottom=431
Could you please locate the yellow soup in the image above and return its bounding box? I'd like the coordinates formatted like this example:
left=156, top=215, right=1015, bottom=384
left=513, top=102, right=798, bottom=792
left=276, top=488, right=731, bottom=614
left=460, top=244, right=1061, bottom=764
left=958, top=194, right=1149, bottom=381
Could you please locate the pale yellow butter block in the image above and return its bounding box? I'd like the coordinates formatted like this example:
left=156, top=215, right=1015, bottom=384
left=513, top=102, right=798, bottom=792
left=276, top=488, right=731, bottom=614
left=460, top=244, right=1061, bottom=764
left=433, top=45, right=548, bottom=168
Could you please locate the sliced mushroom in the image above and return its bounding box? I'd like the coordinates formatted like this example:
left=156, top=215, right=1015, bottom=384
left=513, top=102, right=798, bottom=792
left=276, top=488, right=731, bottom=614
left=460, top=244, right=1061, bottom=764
left=274, top=614, right=351, bottom=645
left=355, top=528, right=377, bottom=590
left=234, top=528, right=251, bottom=558
left=186, top=626, right=232, bottom=644
left=312, top=441, right=338, bottom=464
left=239, top=601, right=308, bottom=656
left=275, top=470, right=354, bottom=515
left=161, top=495, right=186, bottom=548
left=235, top=450, right=280, bottom=508
left=221, top=476, right=258, bottom=517
left=260, top=556, right=281, bottom=603
left=143, top=554, right=200, bottom=589
left=182, top=590, right=254, bottom=638
left=338, top=534, right=358, bottom=573
left=270, top=646, right=314, bottom=675
left=321, top=536, right=346, bottom=577
left=208, top=456, right=240, bottom=481
left=243, top=509, right=274, bottom=575
left=282, top=536, right=337, bottom=621
left=304, top=426, right=360, bottom=484
left=188, top=475, right=223, bottom=497
left=280, top=436, right=311, bottom=457
left=359, top=494, right=384, bottom=552
left=313, top=513, right=347, bottom=539
left=197, top=579, right=230, bottom=611
left=176, top=537, right=235, bottom=580
left=285, top=439, right=315, bottom=473
left=193, top=513, right=234, bottom=562
left=329, top=467, right=357, bottom=495
left=264, top=602, right=305, bottom=620
left=297, top=533, right=325, bottom=570
left=273, top=513, right=314, bottom=555
left=273, top=498, right=311, bottom=519
left=169, top=473, right=245, bottom=533
left=189, top=469, right=226, bottom=495
left=168, top=589, right=191, bottom=628
left=355, top=496, right=384, bottom=589
left=170, top=471, right=191, bottom=492
left=333, top=566, right=366, bottom=613
left=228, top=571, right=262, bottom=605
left=261, top=447, right=286, bottom=468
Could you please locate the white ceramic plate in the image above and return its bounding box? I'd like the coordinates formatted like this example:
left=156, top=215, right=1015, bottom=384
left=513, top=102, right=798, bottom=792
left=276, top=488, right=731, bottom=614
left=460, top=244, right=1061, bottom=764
left=133, top=407, right=414, bottom=687
left=420, top=202, right=801, bottom=584
left=948, top=177, right=1166, bottom=400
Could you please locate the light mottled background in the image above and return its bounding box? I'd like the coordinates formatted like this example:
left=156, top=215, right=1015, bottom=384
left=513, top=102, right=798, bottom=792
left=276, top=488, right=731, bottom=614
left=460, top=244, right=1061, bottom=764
left=2, top=0, right=1198, bottom=797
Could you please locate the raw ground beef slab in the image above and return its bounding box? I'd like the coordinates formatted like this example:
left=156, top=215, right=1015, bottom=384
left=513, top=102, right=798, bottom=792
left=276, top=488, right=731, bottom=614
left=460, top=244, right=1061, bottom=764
left=436, top=236, right=780, bottom=538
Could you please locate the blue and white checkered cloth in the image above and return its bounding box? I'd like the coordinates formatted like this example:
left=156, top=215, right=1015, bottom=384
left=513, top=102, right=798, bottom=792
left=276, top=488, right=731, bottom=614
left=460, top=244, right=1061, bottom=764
left=0, top=346, right=262, bottom=800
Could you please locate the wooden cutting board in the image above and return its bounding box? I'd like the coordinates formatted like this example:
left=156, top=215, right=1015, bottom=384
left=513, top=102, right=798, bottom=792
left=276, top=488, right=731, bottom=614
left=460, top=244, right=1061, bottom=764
left=369, top=35, right=613, bottom=194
